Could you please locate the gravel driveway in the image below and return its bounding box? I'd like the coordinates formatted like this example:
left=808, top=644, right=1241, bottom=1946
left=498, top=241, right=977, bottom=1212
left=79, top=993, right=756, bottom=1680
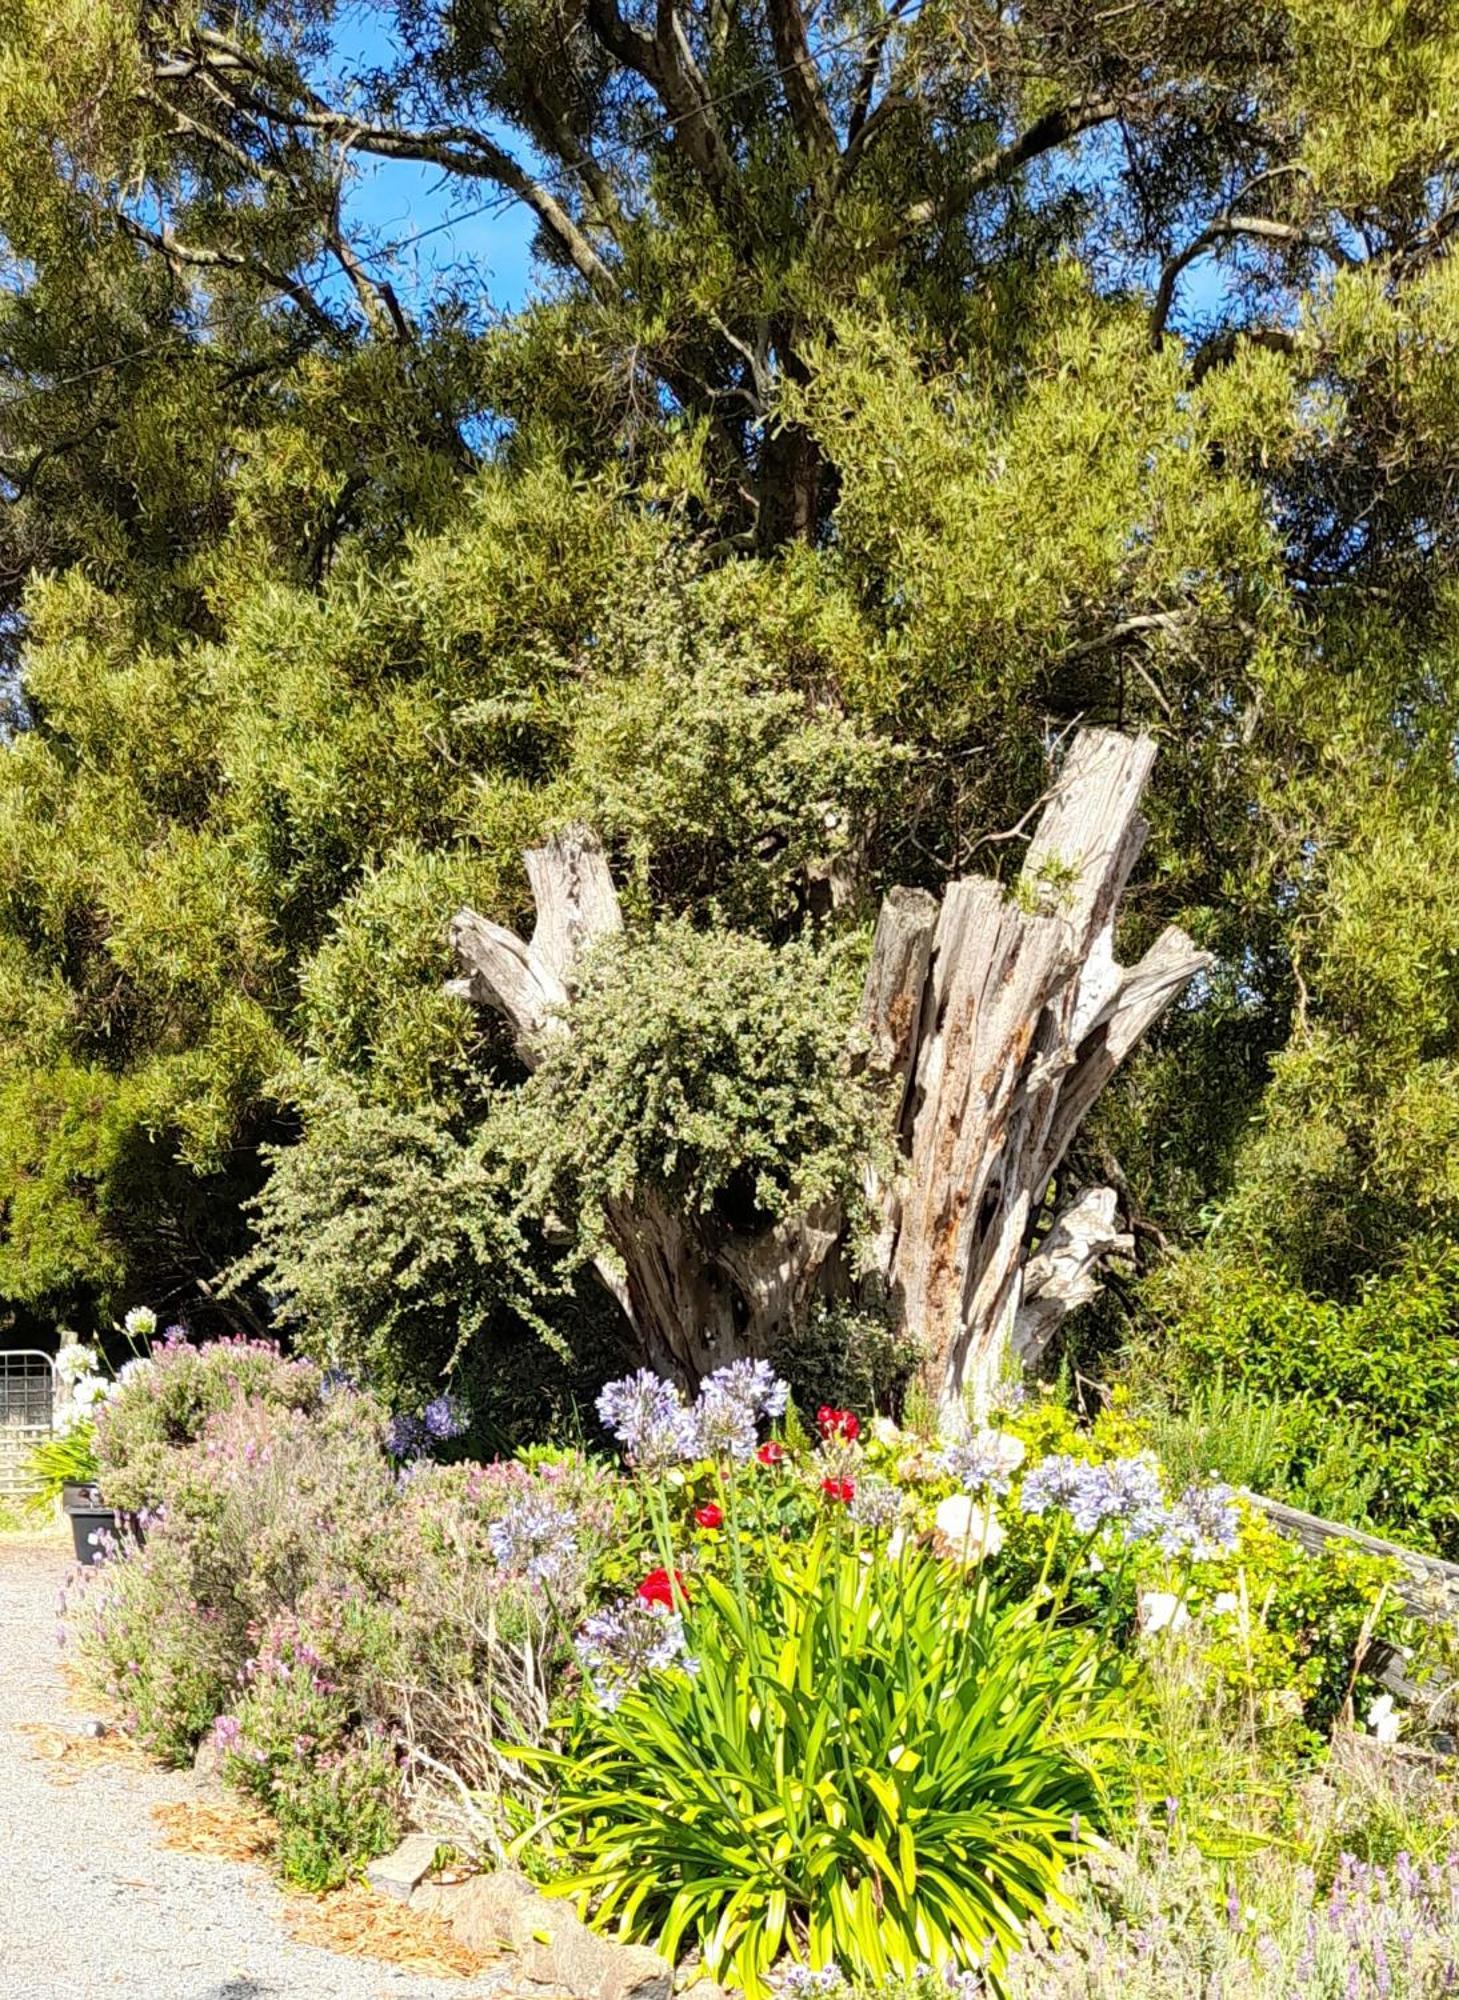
left=0, top=1534, right=505, bottom=2000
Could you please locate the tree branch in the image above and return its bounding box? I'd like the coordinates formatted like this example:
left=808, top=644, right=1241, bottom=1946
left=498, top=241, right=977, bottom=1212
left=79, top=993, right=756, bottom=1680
left=117, top=216, right=343, bottom=339
left=766, top=0, right=838, bottom=168
left=888, top=97, right=1119, bottom=248
left=1152, top=213, right=1354, bottom=342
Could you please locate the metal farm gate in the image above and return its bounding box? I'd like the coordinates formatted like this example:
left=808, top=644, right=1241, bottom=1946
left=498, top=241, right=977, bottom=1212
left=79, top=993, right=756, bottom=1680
left=0, top=1349, right=55, bottom=1500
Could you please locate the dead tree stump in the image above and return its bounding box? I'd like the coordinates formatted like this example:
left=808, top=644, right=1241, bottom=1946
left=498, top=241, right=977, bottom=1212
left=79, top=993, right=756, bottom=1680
left=448, top=727, right=1209, bottom=1415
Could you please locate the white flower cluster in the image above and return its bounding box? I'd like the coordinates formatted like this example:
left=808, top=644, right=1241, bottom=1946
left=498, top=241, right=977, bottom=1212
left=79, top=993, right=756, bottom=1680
left=52, top=1312, right=157, bottom=1432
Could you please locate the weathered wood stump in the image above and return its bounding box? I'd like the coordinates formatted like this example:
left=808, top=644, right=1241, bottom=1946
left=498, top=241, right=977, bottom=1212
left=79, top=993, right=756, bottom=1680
left=449, top=726, right=1209, bottom=1417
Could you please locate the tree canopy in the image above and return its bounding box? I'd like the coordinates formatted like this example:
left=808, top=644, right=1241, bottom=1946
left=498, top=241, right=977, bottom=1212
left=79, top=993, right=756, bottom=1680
left=0, top=0, right=1457, bottom=1399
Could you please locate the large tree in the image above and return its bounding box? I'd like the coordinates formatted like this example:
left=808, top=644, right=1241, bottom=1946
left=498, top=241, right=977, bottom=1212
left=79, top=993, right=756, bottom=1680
left=0, top=0, right=1456, bottom=1399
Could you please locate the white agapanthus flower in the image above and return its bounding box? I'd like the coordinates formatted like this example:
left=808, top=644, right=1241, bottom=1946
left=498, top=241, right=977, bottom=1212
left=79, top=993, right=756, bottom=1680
left=122, top=1306, right=157, bottom=1341
left=1366, top=1693, right=1402, bottom=1744
left=70, top=1374, right=110, bottom=1409
left=54, top=1342, right=98, bottom=1386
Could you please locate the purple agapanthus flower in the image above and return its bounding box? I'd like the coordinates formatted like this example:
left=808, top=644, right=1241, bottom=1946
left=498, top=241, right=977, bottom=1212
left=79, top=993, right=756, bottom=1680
left=487, top=1492, right=581, bottom=1593
left=423, top=1392, right=470, bottom=1442
left=384, top=1412, right=427, bottom=1461
left=574, top=1597, right=698, bottom=1710
left=937, top=1436, right=1017, bottom=1497
left=693, top=1359, right=791, bottom=1461
left=1161, top=1481, right=1240, bottom=1559
left=849, top=1478, right=900, bottom=1531
left=1069, top=1454, right=1167, bottom=1543
left=597, top=1370, right=700, bottom=1469
left=1019, top=1454, right=1091, bottom=1517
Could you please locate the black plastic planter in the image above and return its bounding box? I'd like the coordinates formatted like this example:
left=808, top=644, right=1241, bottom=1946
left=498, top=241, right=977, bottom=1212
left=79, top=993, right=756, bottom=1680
left=60, top=1483, right=136, bottom=1565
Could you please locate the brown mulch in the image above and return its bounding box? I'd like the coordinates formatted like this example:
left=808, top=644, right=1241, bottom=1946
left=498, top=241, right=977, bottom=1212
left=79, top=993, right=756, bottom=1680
left=153, top=1797, right=495, bottom=1981
left=283, top=1882, right=498, bottom=1980
left=152, top=1797, right=278, bottom=1864
left=16, top=1720, right=152, bottom=1782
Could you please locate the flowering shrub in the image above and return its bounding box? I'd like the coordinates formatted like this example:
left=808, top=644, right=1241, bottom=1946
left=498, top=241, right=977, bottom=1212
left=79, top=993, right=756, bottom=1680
left=67, top=1350, right=621, bottom=1884
left=218, top=1595, right=403, bottom=1890
left=94, top=1328, right=325, bottom=1513
left=517, top=1365, right=1132, bottom=1996
left=1002, top=1833, right=1459, bottom=1997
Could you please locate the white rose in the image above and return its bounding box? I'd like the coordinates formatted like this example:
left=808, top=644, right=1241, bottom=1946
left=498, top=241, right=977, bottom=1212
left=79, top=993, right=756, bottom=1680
left=933, top=1493, right=1005, bottom=1566
left=1139, top=1590, right=1191, bottom=1636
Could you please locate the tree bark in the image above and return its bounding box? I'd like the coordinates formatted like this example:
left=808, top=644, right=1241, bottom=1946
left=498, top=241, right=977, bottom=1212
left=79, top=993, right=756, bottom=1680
left=448, top=731, right=1209, bottom=1403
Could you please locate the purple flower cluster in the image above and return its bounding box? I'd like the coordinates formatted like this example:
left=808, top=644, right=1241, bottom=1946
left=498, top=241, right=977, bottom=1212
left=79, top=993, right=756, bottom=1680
left=597, top=1370, right=701, bottom=1470
left=782, top=1969, right=846, bottom=1998
left=423, top=1393, right=470, bottom=1443
left=1018, top=1454, right=1092, bottom=1517
left=487, top=1492, right=581, bottom=1593
left=384, top=1412, right=428, bottom=1461
left=384, top=1392, right=471, bottom=1463
left=1019, top=1452, right=1168, bottom=1544
left=574, top=1597, right=698, bottom=1711
left=597, top=1361, right=791, bottom=1468
left=694, top=1359, right=790, bottom=1463
left=937, top=1436, right=1016, bottom=1497
left=1161, top=1481, right=1241, bottom=1560
left=849, top=1478, right=900, bottom=1531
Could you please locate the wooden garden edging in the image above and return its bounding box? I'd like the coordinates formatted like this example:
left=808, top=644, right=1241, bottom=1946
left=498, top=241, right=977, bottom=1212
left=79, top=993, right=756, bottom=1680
left=1243, top=1490, right=1459, bottom=1705
left=1241, top=1491, right=1459, bottom=1620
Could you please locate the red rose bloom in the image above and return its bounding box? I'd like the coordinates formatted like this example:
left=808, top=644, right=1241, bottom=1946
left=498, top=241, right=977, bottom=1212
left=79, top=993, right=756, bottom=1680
left=636, top=1568, right=688, bottom=1608
left=817, top=1406, right=861, bottom=1442
left=821, top=1477, right=855, bottom=1505
left=756, top=1441, right=785, bottom=1466
left=693, top=1503, right=723, bottom=1530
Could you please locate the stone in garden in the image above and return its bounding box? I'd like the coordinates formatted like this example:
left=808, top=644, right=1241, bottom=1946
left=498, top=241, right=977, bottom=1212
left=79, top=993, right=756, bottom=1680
left=366, top=1830, right=445, bottom=1902
left=412, top=1869, right=672, bottom=2000
left=191, top=1733, right=225, bottom=1790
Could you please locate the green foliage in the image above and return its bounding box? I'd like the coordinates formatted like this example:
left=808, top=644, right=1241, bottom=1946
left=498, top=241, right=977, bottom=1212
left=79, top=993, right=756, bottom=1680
left=535, top=1532, right=1116, bottom=1996
left=24, top=1420, right=98, bottom=1506
left=1139, top=1244, right=1459, bottom=1553
left=502, top=919, right=886, bottom=1251
left=229, top=1091, right=556, bottom=1400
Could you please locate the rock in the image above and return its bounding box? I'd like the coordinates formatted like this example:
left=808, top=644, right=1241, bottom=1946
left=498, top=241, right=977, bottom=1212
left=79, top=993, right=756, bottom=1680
left=412, top=1871, right=672, bottom=2000
left=366, top=1831, right=446, bottom=1902
left=191, top=1734, right=224, bottom=1790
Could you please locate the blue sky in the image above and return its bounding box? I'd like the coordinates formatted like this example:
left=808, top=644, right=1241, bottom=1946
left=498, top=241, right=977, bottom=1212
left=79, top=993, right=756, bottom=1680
left=325, top=10, right=1236, bottom=330
left=327, top=9, right=539, bottom=316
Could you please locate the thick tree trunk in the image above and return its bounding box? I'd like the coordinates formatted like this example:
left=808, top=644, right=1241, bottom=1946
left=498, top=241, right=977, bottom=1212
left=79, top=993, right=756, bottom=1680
left=448, top=731, right=1208, bottom=1404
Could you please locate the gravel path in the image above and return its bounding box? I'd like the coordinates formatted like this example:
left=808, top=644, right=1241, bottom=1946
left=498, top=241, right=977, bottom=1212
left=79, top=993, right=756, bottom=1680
left=0, top=1534, right=505, bottom=2000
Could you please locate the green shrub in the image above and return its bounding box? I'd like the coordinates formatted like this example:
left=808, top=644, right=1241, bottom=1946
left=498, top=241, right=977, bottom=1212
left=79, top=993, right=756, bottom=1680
left=1136, top=1241, right=1459, bottom=1554
left=536, top=1530, right=1117, bottom=1997
left=500, top=918, right=886, bottom=1260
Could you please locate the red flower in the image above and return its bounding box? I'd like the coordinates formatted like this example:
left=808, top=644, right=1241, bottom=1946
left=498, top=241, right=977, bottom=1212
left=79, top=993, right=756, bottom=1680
left=821, top=1477, right=855, bottom=1505
left=636, top=1568, right=688, bottom=1608
left=693, top=1503, right=724, bottom=1530
left=756, top=1441, right=785, bottom=1467
left=817, top=1406, right=861, bottom=1442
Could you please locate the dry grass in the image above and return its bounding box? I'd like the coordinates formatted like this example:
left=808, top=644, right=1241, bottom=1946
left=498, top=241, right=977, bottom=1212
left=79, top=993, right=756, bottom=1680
left=15, top=1720, right=151, bottom=1782
left=153, top=1797, right=494, bottom=1981
left=152, top=1797, right=278, bottom=1864
left=283, top=1881, right=498, bottom=1979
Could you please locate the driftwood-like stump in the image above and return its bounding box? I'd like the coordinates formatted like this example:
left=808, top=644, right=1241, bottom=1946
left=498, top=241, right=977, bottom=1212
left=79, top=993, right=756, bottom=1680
left=448, top=728, right=1209, bottom=1414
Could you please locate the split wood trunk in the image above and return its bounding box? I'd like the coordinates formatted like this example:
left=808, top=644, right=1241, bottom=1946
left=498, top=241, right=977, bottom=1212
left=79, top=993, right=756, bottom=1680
left=448, top=726, right=1209, bottom=1417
